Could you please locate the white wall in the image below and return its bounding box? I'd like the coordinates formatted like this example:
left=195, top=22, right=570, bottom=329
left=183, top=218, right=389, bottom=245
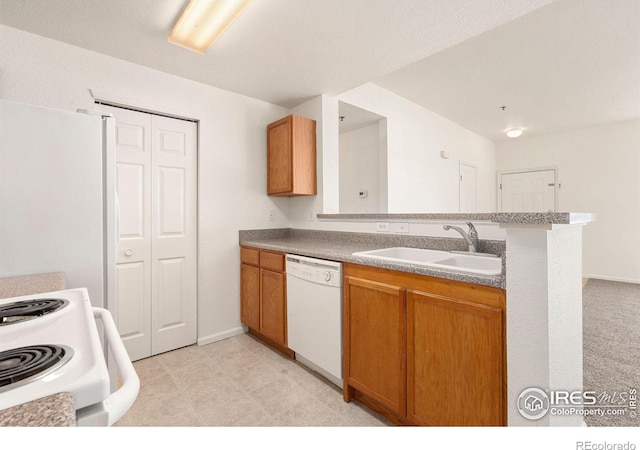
left=339, top=123, right=382, bottom=213
left=505, top=224, right=585, bottom=426
left=288, top=84, right=499, bottom=237
left=496, top=120, right=640, bottom=283
left=336, top=83, right=496, bottom=213
left=0, top=24, right=290, bottom=343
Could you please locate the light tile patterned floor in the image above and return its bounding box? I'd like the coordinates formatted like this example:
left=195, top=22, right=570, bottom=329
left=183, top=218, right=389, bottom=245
left=115, top=333, right=391, bottom=427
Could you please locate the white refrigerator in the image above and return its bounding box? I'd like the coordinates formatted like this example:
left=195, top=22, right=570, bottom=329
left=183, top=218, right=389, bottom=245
left=0, top=98, right=117, bottom=313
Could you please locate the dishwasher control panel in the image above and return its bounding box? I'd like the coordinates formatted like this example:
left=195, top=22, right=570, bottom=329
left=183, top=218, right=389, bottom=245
left=286, top=255, right=342, bottom=288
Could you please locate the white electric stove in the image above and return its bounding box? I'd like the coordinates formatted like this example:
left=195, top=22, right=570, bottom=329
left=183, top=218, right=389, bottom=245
left=0, top=288, right=139, bottom=426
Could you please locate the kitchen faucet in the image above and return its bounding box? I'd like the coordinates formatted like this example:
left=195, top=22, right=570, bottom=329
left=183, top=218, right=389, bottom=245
left=443, top=222, right=479, bottom=253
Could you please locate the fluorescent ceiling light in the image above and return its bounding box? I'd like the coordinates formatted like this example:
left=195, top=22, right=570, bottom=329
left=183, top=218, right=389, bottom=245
left=168, top=0, right=253, bottom=54
left=506, top=129, right=523, bottom=138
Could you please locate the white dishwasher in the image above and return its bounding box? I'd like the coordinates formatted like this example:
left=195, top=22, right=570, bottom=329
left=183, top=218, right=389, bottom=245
left=286, top=254, right=343, bottom=387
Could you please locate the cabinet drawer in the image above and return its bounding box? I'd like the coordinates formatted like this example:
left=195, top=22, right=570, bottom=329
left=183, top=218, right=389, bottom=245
left=260, top=251, right=284, bottom=272
left=241, top=247, right=260, bottom=266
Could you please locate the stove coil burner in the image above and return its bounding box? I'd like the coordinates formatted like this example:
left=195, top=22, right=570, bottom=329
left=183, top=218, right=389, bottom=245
left=0, top=345, right=73, bottom=392
left=0, top=298, right=69, bottom=325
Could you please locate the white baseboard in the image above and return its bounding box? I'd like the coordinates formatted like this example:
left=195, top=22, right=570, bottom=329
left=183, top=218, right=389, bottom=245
left=583, top=274, right=640, bottom=285
left=197, top=326, right=246, bottom=346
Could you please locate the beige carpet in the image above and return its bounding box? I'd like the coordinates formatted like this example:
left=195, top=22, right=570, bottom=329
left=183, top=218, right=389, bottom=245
left=582, top=279, right=640, bottom=426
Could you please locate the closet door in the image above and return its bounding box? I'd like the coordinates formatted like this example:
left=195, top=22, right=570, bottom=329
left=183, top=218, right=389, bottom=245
left=110, top=107, right=153, bottom=361
left=103, top=105, right=197, bottom=361
left=150, top=114, right=197, bottom=356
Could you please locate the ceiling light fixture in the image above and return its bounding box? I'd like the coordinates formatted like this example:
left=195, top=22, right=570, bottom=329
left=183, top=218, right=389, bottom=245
left=506, top=129, right=523, bottom=138
left=168, top=0, right=253, bottom=54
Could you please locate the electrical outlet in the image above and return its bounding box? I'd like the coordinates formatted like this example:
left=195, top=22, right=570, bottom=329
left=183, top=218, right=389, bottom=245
left=390, top=222, right=409, bottom=233
left=376, top=222, right=390, bottom=232
left=309, top=210, right=315, bottom=221
left=268, top=210, right=275, bottom=222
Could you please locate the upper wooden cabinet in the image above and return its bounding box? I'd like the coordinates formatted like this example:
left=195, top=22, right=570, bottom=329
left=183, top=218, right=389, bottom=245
left=267, top=114, right=317, bottom=196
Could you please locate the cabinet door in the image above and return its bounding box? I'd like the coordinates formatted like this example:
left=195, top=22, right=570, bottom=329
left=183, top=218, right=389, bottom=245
left=344, top=276, right=406, bottom=416
left=240, top=263, right=260, bottom=330
left=407, top=290, right=504, bottom=426
left=267, top=119, right=292, bottom=195
left=260, top=268, right=286, bottom=345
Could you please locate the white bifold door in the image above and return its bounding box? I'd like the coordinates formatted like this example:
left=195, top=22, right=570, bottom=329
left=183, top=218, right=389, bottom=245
left=101, top=105, right=197, bottom=362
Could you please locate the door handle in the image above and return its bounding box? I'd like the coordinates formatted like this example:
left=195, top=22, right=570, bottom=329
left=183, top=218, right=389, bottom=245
left=124, top=249, right=133, bottom=257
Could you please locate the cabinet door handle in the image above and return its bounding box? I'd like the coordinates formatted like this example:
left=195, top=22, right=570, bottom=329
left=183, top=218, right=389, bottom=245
left=124, top=249, right=133, bottom=257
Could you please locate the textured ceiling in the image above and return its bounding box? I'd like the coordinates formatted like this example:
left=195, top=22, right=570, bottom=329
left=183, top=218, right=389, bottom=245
left=0, top=0, right=552, bottom=106
left=0, top=0, right=637, bottom=141
left=375, top=0, right=640, bottom=141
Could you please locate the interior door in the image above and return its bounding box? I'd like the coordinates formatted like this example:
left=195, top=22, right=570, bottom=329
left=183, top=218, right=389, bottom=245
left=101, top=104, right=197, bottom=361
left=500, top=169, right=556, bottom=212
left=459, top=162, right=477, bottom=213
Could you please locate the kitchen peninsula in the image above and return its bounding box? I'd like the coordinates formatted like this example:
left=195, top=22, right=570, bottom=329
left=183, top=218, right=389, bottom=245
left=240, top=212, right=594, bottom=426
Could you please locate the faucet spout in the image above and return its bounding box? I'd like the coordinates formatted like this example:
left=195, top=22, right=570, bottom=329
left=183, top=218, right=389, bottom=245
left=443, top=221, right=479, bottom=253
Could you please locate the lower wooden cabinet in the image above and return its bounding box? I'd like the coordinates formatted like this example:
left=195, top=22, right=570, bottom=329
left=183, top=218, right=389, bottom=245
left=407, top=290, right=504, bottom=426
left=343, top=277, right=406, bottom=416
left=259, top=268, right=286, bottom=344
left=240, top=246, right=292, bottom=357
left=240, top=262, right=260, bottom=330
left=343, top=263, right=506, bottom=426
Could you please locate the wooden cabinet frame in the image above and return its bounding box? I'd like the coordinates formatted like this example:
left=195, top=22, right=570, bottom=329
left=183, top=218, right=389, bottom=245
left=342, top=263, right=507, bottom=426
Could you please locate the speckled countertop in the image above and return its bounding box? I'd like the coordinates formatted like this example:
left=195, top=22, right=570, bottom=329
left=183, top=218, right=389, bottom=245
left=0, top=393, right=75, bottom=427
left=317, top=211, right=595, bottom=224
left=0, top=272, right=66, bottom=299
left=239, top=229, right=506, bottom=289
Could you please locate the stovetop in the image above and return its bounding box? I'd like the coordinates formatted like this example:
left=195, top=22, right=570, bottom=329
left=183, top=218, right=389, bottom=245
left=0, top=298, right=68, bottom=326
left=0, top=288, right=110, bottom=411
left=0, top=344, right=73, bottom=392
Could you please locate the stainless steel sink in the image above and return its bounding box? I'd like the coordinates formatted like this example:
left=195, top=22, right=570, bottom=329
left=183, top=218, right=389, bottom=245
left=352, top=247, right=502, bottom=276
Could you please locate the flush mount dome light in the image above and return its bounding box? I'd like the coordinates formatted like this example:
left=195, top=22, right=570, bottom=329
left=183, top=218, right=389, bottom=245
left=506, top=129, right=523, bottom=138
left=168, top=0, right=253, bottom=54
